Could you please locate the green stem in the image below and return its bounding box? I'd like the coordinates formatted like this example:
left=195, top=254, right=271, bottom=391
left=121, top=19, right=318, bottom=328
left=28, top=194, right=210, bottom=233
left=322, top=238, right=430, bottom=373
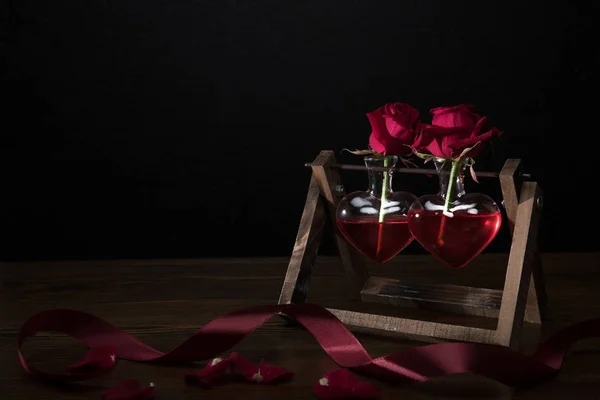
left=378, top=156, right=390, bottom=223
left=443, top=159, right=460, bottom=213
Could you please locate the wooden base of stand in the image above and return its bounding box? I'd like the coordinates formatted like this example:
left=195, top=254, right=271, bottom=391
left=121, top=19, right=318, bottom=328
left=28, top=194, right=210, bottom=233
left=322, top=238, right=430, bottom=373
left=278, top=150, right=545, bottom=349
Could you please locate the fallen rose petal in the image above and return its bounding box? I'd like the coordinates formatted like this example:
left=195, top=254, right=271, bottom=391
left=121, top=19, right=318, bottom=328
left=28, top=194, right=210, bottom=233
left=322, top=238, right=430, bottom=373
left=66, top=345, right=117, bottom=374
left=314, top=369, right=380, bottom=400
left=185, top=356, right=232, bottom=388
left=229, top=352, right=255, bottom=374
left=252, top=359, right=294, bottom=383
left=101, top=379, right=155, bottom=400
left=230, top=352, right=294, bottom=384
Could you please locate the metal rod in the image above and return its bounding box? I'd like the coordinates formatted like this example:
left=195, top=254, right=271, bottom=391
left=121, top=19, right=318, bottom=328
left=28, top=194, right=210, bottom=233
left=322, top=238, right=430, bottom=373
left=303, top=162, right=532, bottom=180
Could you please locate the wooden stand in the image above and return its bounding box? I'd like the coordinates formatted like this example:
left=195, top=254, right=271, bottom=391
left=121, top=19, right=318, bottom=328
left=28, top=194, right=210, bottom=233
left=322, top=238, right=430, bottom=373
left=278, top=150, right=545, bottom=349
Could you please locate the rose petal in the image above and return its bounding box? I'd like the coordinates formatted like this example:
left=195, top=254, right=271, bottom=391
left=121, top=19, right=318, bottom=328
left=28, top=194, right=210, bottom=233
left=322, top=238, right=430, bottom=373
left=66, top=345, right=117, bottom=374
left=101, top=379, right=155, bottom=400
left=229, top=352, right=255, bottom=375
left=366, top=104, right=418, bottom=156
left=314, top=369, right=380, bottom=400
left=430, top=104, right=480, bottom=129
left=414, top=124, right=466, bottom=159
left=185, top=356, right=232, bottom=388
left=230, top=352, right=294, bottom=384
left=254, top=359, right=294, bottom=383
left=447, top=129, right=498, bottom=158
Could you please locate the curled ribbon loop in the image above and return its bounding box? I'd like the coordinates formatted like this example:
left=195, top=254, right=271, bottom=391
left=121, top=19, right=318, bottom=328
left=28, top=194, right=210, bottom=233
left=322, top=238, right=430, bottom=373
left=17, top=303, right=600, bottom=386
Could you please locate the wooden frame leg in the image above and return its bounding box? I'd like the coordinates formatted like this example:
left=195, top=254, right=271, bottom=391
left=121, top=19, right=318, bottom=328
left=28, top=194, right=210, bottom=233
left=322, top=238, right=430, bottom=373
left=279, top=150, right=367, bottom=305
left=310, top=151, right=367, bottom=296
left=499, top=160, right=546, bottom=324
left=496, top=182, right=543, bottom=347
left=278, top=175, right=326, bottom=305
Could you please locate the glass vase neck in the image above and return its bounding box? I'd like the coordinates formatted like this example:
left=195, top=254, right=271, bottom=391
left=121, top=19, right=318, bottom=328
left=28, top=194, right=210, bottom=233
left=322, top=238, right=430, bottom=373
left=365, top=156, right=397, bottom=199
left=434, top=158, right=467, bottom=202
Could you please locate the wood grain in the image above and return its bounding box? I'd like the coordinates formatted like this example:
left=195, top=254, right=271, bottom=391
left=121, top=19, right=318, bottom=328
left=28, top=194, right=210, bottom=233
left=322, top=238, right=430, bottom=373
left=2, top=254, right=600, bottom=399
left=496, top=182, right=543, bottom=348
left=278, top=175, right=326, bottom=305
left=360, top=276, right=503, bottom=318
left=499, top=159, right=546, bottom=324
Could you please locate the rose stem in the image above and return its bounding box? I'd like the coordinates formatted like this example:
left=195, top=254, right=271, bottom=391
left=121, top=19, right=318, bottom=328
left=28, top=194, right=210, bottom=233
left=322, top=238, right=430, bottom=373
left=437, top=159, right=460, bottom=245
left=443, top=159, right=460, bottom=213
left=376, top=156, right=390, bottom=260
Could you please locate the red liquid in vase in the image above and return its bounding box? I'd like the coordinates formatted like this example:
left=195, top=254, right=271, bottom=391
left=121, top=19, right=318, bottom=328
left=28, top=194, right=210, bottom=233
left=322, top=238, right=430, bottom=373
left=407, top=210, right=502, bottom=269
left=336, top=215, right=414, bottom=264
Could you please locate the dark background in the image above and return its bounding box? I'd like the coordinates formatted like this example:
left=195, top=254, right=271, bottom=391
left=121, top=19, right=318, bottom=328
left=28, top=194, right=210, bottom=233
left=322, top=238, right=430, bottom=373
left=0, top=1, right=598, bottom=261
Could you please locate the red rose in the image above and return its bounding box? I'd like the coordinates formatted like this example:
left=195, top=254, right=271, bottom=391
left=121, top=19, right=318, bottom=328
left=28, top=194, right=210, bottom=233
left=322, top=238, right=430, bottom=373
left=367, top=102, right=422, bottom=156
left=414, top=104, right=502, bottom=159
left=431, top=104, right=482, bottom=128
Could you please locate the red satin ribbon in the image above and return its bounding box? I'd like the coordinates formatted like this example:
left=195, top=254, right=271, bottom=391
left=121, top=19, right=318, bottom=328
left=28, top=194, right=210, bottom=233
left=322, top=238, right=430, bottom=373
left=18, top=303, right=600, bottom=387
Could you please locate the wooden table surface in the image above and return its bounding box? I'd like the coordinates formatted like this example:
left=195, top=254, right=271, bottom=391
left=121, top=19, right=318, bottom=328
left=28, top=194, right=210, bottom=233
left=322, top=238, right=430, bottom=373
left=2, top=253, right=600, bottom=399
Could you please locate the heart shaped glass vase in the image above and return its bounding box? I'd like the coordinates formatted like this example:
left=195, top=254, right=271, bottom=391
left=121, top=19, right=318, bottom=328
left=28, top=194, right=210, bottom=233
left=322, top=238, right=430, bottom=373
left=336, top=155, right=417, bottom=264
left=407, top=158, right=502, bottom=269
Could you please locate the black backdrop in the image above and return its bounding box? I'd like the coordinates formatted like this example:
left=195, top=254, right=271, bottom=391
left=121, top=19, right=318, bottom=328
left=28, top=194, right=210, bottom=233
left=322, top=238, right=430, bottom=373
left=1, top=1, right=598, bottom=260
